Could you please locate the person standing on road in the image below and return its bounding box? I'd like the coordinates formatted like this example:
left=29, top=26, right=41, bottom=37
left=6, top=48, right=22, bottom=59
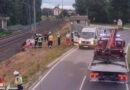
left=57, top=32, right=61, bottom=46
left=48, top=32, right=54, bottom=48
left=66, top=32, right=71, bottom=45
left=14, top=71, right=23, bottom=90
left=38, top=34, right=43, bottom=48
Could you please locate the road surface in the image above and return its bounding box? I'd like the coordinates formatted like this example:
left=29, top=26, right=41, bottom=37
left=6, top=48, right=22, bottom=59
left=32, top=29, right=130, bottom=90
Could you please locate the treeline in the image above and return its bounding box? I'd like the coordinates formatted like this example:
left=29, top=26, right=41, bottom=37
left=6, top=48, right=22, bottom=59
left=42, top=8, right=53, bottom=17
left=74, top=0, right=130, bottom=24
left=0, top=0, right=42, bottom=25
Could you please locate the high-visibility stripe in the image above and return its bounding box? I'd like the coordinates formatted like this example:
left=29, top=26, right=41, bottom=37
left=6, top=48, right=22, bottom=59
left=15, top=76, right=23, bottom=85
left=49, top=35, right=54, bottom=41
left=38, top=37, right=43, bottom=42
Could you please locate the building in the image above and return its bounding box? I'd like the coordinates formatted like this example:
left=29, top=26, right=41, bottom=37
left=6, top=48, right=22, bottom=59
left=0, top=17, right=10, bottom=30
left=53, top=6, right=61, bottom=16
left=70, top=16, right=89, bottom=32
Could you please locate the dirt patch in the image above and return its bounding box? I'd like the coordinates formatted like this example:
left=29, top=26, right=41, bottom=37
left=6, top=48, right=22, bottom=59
left=0, top=22, right=73, bottom=87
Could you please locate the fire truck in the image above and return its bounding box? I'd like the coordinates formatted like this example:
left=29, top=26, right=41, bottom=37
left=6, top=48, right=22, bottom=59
left=89, top=29, right=129, bottom=83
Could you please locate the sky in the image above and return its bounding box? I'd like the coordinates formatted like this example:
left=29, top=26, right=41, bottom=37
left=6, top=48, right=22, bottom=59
left=41, top=0, right=75, bottom=10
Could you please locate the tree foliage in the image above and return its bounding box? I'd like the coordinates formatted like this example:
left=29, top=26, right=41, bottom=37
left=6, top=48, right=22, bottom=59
left=42, top=8, right=53, bottom=17
left=74, top=0, right=130, bottom=23
left=0, top=0, right=42, bottom=25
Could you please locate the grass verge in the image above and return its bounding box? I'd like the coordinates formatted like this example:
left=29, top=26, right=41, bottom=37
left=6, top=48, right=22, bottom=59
left=124, top=23, right=130, bottom=28
left=0, top=30, right=16, bottom=37
left=0, top=21, right=73, bottom=89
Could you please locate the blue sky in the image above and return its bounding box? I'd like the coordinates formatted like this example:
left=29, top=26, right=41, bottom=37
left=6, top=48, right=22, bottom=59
left=41, top=0, right=75, bottom=10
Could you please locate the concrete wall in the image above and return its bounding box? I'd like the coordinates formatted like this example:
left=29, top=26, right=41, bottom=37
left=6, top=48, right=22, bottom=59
left=70, top=20, right=88, bottom=33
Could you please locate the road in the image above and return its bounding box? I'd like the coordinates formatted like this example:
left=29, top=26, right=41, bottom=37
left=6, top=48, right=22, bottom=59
left=32, top=29, right=130, bottom=90
left=0, top=19, right=62, bottom=61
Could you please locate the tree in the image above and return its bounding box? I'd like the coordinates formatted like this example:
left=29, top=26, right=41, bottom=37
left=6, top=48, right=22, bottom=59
left=74, top=0, right=130, bottom=23
left=42, top=8, right=53, bottom=17
left=109, top=0, right=130, bottom=23
left=0, top=0, right=42, bottom=25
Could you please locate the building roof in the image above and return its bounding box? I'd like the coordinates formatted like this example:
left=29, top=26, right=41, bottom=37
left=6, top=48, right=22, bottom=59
left=53, top=6, right=60, bottom=10
left=0, top=17, right=10, bottom=20
left=70, top=16, right=88, bottom=21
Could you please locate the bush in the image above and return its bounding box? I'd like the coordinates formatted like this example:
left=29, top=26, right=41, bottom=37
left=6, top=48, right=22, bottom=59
left=0, top=30, right=14, bottom=37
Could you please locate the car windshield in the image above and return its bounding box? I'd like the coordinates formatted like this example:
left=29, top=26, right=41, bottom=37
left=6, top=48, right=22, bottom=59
left=98, top=29, right=105, bottom=35
left=81, top=32, right=95, bottom=38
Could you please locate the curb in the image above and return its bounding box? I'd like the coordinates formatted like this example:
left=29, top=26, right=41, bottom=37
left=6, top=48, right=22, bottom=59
left=126, top=43, right=130, bottom=72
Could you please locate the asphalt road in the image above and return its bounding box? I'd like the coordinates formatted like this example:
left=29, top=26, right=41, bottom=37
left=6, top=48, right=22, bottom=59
left=32, top=29, right=130, bottom=90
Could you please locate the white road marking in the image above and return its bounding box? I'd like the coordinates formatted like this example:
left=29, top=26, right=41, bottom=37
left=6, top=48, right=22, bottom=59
left=32, top=48, right=78, bottom=90
left=47, top=48, right=76, bottom=68
left=126, top=43, right=130, bottom=52
left=126, top=83, right=129, bottom=90
left=79, top=76, right=86, bottom=90
left=126, top=42, right=130, bottom=90
left=125, top=42, right=130, bottom=72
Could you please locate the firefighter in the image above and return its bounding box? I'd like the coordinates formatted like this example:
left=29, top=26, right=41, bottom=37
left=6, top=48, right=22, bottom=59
left=66, top=33, right=71, bottom=45
left=38, top=34, right=43, bottom=48
left=71, top=33, right=74, bottom=45
left=48, top=32, right=54, bottom=48
left=14, top=71, right=23, bottom=90
left=44, top=33, right=48, bottom=42
left=57, top=32, right=61, bottom=46
left=34, top=34, right=38, bottom=47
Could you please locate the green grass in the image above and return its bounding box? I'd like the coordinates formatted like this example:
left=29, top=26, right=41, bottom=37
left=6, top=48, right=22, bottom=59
left=0, top=21, right=73, bottom=89
left=0, top=30, right=15, bottom=37
left=124, top=23, right=130, bottom=28
left=128, top=47, right=130, bottom=69
left=92, top=23, right=116, bottom=26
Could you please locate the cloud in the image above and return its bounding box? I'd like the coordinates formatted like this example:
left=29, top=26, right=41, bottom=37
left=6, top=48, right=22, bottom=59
left=41, top=3, right=74, bottom=10
left=42, top=0, right=75, bottom=6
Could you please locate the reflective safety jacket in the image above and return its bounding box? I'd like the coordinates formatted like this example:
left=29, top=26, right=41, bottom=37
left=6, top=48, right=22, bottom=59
left=38, top=37, right=43, bottom=43
left=15, top=76, right=23, bottom=85
left=49, top=35, right=54, bottom=41
left=57, top=34, right=61, bottom=38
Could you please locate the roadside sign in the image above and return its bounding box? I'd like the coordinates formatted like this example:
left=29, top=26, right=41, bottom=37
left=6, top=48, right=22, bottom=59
left=117, top=19, right=123, bottom=29
left=113, top=19, right=117, bottom=23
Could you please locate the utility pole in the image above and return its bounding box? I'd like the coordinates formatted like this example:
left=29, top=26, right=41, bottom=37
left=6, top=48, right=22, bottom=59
left=62, top=0, right=63, bottom=20
left=33, top=0, right=36, bottom=34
